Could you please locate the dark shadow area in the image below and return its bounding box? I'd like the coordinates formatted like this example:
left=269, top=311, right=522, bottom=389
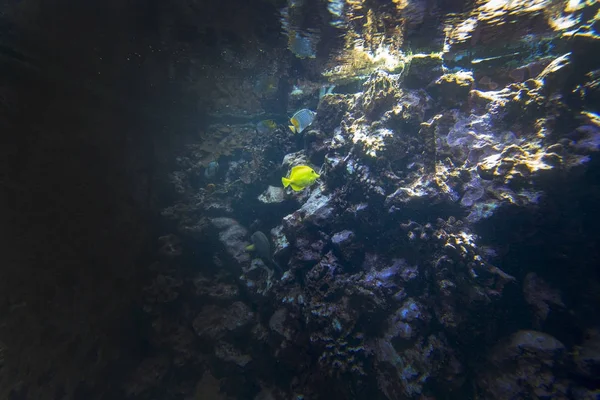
left=0, top=1, right=188, bottom=398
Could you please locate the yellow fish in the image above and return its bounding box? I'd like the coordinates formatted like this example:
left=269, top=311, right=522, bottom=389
left=282, top=165, right=320, bottom=191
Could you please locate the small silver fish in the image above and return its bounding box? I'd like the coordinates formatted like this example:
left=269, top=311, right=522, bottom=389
left=289, top=108, right=316, bottom=134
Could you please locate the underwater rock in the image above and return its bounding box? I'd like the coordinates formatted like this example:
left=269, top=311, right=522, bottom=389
left=339, top=86, right=432, bottom=171
left=478, top=330, right=570, bottom=400
left=203, top=195, right=235, bottom=216
left=476, top=144, right=553, bottom=185
left=258, top=185, right=286, bottom=204
left=316, top=330, right=369, bottom=377
left=384, top=174, right=456, bottom=209
left=403, top=54, right=444, bottom=89
left=240, top=258, right=276, bottom=301
left=569, top=123, right=600, bottom=157
left=384, top=298, right=430, bottom=341
left=330, top=230, right=363, bottom=267
left=388, top=89, right=432, bottom=129
left=428, top=71, right=474, bottom=108
left=214, top=340, right=252, bottom=367
left=143, top=274, right=183, bottom=305
left=505, top=330, right=566, bottom=359
left=360, top=256, right=412, bottom=298
left=292, top=237, right=326, bottom=265
left=192, top=301, right=255, bottom=341
left=315, top=94, right=350, bottom=133
left=164, top=324, right=198, bottom=368
left=194, top=275, right=240, bottom=303
left=346, top=125, right=395, bottom=159
left=360, top=70, right=401, bottom=119
left=573, top=329, right=600, bottom=380
left=283, top=186, right=334, bottom=236
left=523, top=273, right=566, bottom=329
left=193, top=372, right=226, bottom=400
left=305, top=130, right=331, bottom=166
left=268, top=307, right=295, bottom=341
left=442, top=0, right=586, bottom=80
left=536, top=52, right=574, bottom=97
left=281, top=150, right=309, bottom=170
left=270, top=225, right=291, bottom=264
left=209, top=217, right=251, bottom=267
left=370, top=334, right=454, bottom=399
left=460, top=174, right=486, bottom=207
left=158, top=234, right=183, bottom=258
left=296, top=257, right=371, bottom=378
left=125, top=356, right=171, bottom=397
left=303, top=251, right=340, bottom=286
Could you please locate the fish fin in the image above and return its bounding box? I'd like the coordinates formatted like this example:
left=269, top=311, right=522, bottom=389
left=269, top=259, right=283, bottom=274
left=246, top=244, right=255, bottom=251
left=290, top=117, right=301, bottom=133
left=288, top=125, right=296, bottom=133
left=282, top=177, right=291, bottom=188
left=290, top=165, right=308, bottom=173
left=290, top=183, right=304, bottom=191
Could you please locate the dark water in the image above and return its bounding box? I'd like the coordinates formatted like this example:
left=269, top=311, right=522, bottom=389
left=0, top=0, right=599, bottom=399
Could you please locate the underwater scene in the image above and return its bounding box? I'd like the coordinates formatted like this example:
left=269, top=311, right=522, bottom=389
left=149, top=1, right=600, bottom=399
left=0, top=0, right=599, bottom=399
left=156, top=1, right=600, bottom=399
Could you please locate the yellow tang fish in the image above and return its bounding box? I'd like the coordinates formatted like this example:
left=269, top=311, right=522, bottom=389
left=289, top=109, right=316, bottom=134
left=282, top=165, right=320, bottom=191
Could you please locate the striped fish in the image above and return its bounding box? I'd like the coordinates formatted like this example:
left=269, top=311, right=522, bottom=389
left=289, top=109, right=316, bottom=133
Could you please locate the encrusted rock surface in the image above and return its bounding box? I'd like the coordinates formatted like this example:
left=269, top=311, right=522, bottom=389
left=124, top=1, right=600, bottom=399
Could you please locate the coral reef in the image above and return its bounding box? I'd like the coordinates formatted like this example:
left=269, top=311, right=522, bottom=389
left=126, top=1, right=600, bottom=399
left=477, top=330, right=571, bottom=399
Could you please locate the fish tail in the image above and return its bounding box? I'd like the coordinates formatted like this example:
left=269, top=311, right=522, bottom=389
left=282, top=177, right=291, bottom=188
left=269, top=259, right=283, bottom=274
